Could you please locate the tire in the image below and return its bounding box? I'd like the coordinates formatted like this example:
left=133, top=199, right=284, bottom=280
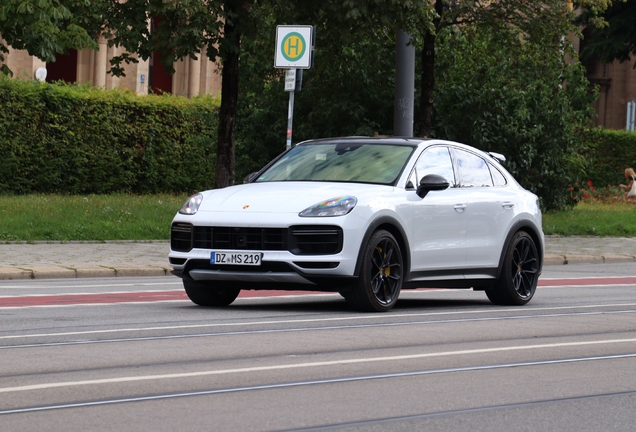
left=347, top=230, right=403, bottom=312
left=183, top=279, right=241, bottom=307
left=486, top=231, right=539, bottom=306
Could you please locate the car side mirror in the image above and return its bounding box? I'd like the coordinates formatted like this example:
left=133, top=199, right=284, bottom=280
left=416, top=174, right=450, bottom=198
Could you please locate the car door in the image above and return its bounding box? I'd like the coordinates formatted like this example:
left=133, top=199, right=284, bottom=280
left=452, top=148, right=516, bottom=272
left=408, top=146, right=469, bottom=278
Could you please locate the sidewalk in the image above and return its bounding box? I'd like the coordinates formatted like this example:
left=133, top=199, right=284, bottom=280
left=0, top=236, right=635, bottom=280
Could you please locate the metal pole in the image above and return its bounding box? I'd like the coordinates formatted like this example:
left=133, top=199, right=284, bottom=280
left=394, top=30, right=415, bottom=137
left=627, top=101, right=635, bottom=132
left=286, top=90, right=295, bottom=149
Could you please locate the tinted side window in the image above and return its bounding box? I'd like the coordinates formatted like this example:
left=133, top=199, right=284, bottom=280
left=454, top=149, right=493, bottom=187
left=414, top=146, right=456, bottom=186
left=489, top=164, right=507, bottom=186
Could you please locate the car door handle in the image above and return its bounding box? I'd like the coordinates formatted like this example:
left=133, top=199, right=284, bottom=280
left=501, top=202, right=515, bottom=209
left=454, top=204, right=466, bottom=212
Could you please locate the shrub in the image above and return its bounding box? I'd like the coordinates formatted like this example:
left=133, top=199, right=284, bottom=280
left=0, top=77, right=219, bottom=194
left=433, top=25, right=597, bottom=211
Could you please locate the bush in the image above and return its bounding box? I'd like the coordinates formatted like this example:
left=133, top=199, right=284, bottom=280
left=581, top=128, right=636, bottom=187
left=0, top=77, right=219, bottom=194
left=236, top=15, right=398, bottom=180
left=433, top=25, right=597, bottom=211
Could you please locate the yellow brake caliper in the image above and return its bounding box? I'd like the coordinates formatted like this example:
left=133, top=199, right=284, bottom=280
left=377, top=246, right=390, bottom=276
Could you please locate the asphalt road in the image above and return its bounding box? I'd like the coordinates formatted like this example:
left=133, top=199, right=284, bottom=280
left=1, top=263, right=636, bottom=431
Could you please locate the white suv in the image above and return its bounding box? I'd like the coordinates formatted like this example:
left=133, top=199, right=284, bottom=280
left=169, top=137, right=544, bottom=312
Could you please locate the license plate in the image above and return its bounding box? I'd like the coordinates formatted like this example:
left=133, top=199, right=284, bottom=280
left=210, top=251, right=262, bottom=266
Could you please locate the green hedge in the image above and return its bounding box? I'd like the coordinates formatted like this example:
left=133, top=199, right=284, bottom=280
left=583, top=128, right=636, bottom=187
left=0, top=77, right=219, bottom=194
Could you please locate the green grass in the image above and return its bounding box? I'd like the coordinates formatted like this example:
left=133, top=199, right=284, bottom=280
left=0, top=194, right=188, bottom=242
left=1, top=194, right=635, bottom=242
left=543, top=200, right=636, bottom=236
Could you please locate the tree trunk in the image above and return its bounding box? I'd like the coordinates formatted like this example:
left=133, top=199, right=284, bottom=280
left=418, top=0, right=444, bottom=137
left=215, top=4, right=241, bottom=189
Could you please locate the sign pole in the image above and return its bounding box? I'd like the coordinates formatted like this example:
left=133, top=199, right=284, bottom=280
left=286, top=89, right=295, bottom=150
left=275, top=26, right=314, bottom=150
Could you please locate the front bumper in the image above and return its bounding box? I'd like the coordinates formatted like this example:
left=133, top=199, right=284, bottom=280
left=168, top=212, right=367, bottom=291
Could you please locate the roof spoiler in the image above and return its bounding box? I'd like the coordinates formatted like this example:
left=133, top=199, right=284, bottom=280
left=488, top=152, right=506, bottom=163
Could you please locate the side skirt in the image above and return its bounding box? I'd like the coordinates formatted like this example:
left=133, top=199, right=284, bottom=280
left=404, top=268, right=497, bottom=289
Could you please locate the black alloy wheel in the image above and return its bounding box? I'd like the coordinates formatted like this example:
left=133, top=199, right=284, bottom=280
left=183, top=279, right=241, bottom=307
left=347, top=230, right=403, bottom=312
left=486, top=231, right=539, bottom=305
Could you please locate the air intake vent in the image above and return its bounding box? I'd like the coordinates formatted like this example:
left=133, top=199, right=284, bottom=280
left=171, top=223, right=193, bottom=252
left=290, top=226, right=343, bottom=255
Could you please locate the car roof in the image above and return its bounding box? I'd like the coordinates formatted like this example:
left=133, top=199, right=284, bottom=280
left=295, top=136, right=432, bottom=147
left=294, top=136, right=508, bottom=169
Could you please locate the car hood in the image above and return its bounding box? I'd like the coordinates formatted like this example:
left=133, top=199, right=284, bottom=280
left=197, top=182, right=391, bottom=214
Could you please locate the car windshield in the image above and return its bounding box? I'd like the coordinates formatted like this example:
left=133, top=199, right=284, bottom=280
left=255, top=142, right=415, bottom=185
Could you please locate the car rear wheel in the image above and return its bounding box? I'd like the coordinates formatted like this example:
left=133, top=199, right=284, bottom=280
left=347, top=230, right=403, bottom=312
left=486, top=231, right=538, bottom=305
left=183, top=279, right=241, bottom=307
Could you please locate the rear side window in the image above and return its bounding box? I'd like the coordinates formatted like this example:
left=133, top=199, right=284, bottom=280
left=489, top=165, right=507, bottom=186
left=454, top=149, right=493, bottom=188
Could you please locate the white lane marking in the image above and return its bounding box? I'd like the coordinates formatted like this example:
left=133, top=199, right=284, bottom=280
left=539, top=284, right=636, bottom=288
left=0, top=300, right=190, bottom=311
left=2, top=302, right=636, bottom=340
left=0, top=282, right=182, bottom=290
left=0, top=292, right=340, bottom=311
left=0, top=273, right=632, bottom=291
left=1, top=337, right=636, bottom=394
left=0, top=285, right=610, bottom=301
left=2, top=353, right=636, bottom=415
left=539, top=276, right=636, bottom=280
left=0, top=281, right=632, bottom=306
left=0, top=289, right=183, bottom=298
left=3, top=310, right=636, bottom=350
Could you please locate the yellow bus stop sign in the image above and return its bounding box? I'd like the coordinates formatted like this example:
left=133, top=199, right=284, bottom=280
left=275, top=26, right=314, bottom=69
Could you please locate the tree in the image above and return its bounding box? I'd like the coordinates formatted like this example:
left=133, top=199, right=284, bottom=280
left=578, top=0, right=636, bottom=66
left=433, top=23, right=597, bottom=210
left=236, top=13, right=400, bottom=178
left=0, top=0, right=98, bottom=75
left=1, top=0, right=436, bottom=188
left=234, top=1, right=435, bottom=178
left=417, top=0, right=601, bottom=137
left=98, top=0, right=235, bottom=187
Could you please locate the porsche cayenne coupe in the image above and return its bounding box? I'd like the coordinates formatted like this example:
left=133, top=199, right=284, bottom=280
left=169, top=137, right=544, bottom=312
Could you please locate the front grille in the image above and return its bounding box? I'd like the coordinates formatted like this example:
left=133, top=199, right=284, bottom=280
left=171, top=223, right=343, bottom=255
left=193, top=227, right=287, bottom=250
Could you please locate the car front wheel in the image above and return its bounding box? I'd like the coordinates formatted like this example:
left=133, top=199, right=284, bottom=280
left=347, top=230, right=403, bottom=312
left=183, top=279, right=241, bottom=307
left=487, top=231, right=539, bottom=305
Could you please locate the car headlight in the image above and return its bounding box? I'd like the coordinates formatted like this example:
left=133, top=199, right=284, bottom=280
left=179, top=193, right=203, bottom=215
left=299, top=196, right=357, bottom=217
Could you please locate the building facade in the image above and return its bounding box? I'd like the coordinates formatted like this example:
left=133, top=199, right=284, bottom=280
left=1, top=39, right=221, bottom=97
left=571, top=22, right=636, bottom=131
left=580, top=53, right=636, bottom=130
